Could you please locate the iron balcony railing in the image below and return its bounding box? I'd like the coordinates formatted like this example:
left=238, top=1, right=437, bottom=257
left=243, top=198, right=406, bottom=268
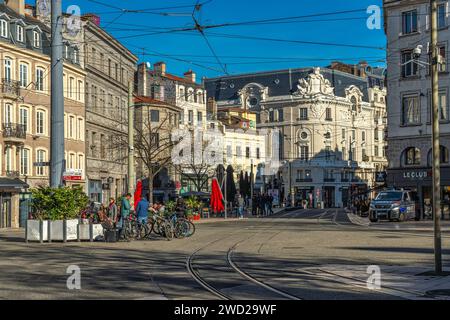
left=2, top=123, right=26, bottom=139
left=1, top=79, right=20, bottom=96
left=6, top=170, right=20, bottom=178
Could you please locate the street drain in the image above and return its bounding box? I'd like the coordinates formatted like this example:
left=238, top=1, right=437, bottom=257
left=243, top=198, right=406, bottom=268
left=425, top=289, right=450, bottom=298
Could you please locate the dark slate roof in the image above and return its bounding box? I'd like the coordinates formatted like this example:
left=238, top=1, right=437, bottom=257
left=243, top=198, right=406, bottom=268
left=204, top=67, right=384, bottom=104
left=0, top=178, right=28, bottom=189
left=0, top=3, right=50, bottom=33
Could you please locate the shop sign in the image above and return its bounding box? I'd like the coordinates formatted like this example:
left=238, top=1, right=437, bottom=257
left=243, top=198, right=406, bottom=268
left=403, top=170, right=430, bottom=180
left=375, top=172, right=387, bottom=183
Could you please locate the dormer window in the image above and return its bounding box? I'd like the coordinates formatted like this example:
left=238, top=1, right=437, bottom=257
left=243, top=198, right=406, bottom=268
left=17, top=25, right=24, bottom=42
left=73, top=48, right=79, bottom=64
left=33, top=31, right=41, bottom=47
left=1, top=20, right=8, bottom=38
left=64, top=44, right=70, bottom=60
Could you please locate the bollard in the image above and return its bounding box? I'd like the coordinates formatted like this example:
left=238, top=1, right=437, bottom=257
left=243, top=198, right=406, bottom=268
left=63, top=219, right=67, bottom=243
left=39, top=220, right=43, bottom=244
left=25, top=219, right=28, bottom=243
left=89, top=221, right=94, bottom=242
left=77, top=217, right=81, bottom=242
left=48, top=220, right=52, bottom=243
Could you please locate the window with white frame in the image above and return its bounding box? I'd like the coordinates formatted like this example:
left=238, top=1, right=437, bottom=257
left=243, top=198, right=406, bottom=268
left=4, top=57, right=12, bottom=82
left=36, top=110, right=45, bottom=135
left=33, top=31, right=40, bottom=47
left=402, top=10, right=418, bottom=34
left=69, top=153, right=75, bottom=170
left=0, top=20, right=8, bottom=38
left=438, top=3, right=447, bottom=29
left=78, top=154, right=84, bottom=171
left=4, top=103, right=13, bottom=124
left=36, top=149, right=47, bottom=176
left=19, top=63, right=29, bottom=87
left=19, top=106, right=29, bottom=133
left=73, top=48, right=79, bottom=64
left=77, top=80, right=83, bottom=101
left=69, top=77, right=74, bottom=98
left=20, top=148, right=30, bottom=175
left=299, top=145, right=309, bottom=161
left=5, top=147, right=13, bottom=172
left=401, top=51, right=418, bottom=78
left=36, top=67, right=45, bottom=91
left=16, top=25, right=24, bottom=42
left=402, top=94, right=421, bottom=125
left=69, top=115, right=75, bottom=138
left=77, top=118, right=83, bottom=141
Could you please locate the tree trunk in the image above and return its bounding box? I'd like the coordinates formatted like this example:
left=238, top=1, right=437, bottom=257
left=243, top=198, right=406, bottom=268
left=148, top=174, right=154, bottom=205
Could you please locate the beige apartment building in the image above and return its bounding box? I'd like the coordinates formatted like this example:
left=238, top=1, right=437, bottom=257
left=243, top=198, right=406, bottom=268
left=0, top=0, right=86, bottom=228
left=82, top=14, right=138, bottom=203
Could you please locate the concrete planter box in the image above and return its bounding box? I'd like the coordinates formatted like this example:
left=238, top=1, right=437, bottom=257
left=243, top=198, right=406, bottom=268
left=26, top=220, right=49, bottom=242
left=78, top=224, right=104, bottom=241
left=49, top=219, right=79, bottom=241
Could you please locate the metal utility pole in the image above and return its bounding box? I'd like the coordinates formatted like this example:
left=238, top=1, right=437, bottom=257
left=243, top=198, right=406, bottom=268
left=250, top=159, right=254, bottom=213
left=289, top=161, right=295, bottom=208
left=430, top=0, right=443, bottom=274
left=50, top=0, right=64, bottom=188
left=128, top=81, right=135, bottom=196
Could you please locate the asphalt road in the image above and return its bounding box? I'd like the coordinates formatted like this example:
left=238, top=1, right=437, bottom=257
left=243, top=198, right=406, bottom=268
left=0, top=208, right=449, bottom=300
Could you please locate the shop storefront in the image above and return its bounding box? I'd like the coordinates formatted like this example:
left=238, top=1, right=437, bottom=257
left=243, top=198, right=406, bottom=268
left=0, top=178, right=29, bottom=229
left=387, top=167, right=450, bottom=219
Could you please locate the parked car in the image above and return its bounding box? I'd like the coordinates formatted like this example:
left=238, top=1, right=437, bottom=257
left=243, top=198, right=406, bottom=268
left=369, top=190, right=416, bottom=222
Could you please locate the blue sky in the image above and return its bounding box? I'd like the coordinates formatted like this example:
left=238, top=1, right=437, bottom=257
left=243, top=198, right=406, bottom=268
left=32, top=0, right=386, bottom=79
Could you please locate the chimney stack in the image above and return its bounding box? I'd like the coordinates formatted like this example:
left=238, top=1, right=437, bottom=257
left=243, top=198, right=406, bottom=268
left=5, top=0, right=25, bottom=15
left=184, top=70, right=196, bottom=83
left=154, top=62, right=166, bottom=76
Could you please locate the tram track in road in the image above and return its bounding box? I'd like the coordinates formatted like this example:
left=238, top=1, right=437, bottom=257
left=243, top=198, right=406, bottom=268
left=185, top=217, right=305, bottom=300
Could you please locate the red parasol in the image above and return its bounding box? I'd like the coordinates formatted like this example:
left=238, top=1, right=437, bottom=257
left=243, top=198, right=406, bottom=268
left=134, top=180, right=142, bottom=210
left=210, top=178, right=224, bottom=213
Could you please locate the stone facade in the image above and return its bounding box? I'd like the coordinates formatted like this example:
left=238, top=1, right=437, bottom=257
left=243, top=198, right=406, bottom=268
left=205, top=65, right=388, bottom=208
left=0, top=0, right=86, bottom=228
left=82, top=15, right=137, bottom=204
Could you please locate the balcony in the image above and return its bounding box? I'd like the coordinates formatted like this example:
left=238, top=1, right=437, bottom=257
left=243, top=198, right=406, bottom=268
left=1, top=79, right=20, bottom=98
left=324, top=178, right=335, bottom=182
left=3, top=123, right=26, bottom=142
left=6, top=171, right=20, bottom=178
left=296, top=178, right=313, bottom=183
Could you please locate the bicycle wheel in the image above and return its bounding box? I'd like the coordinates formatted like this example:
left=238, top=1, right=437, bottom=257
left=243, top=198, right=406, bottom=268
left=178, top=219, right=195, bottom=237
left=174, top=221, right=188, bottom=239
left=164, top=221, right=174, bottom=241
left=145, top=220, right=154, bottom=238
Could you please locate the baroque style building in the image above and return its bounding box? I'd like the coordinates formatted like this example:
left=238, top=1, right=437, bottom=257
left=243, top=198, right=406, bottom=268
left=384, top=0, right=450, bottom=218
left=0, top=0, right=86, bottom=228
left=205, top=64, right=387, bottom=208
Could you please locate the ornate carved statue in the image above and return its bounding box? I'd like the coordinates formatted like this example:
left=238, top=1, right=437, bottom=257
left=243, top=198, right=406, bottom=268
left=294, top=67, right=334, bottom=96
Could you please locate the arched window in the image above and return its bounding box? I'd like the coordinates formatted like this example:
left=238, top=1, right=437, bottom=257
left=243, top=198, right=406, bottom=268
left=351, top=96, right=358, bottom=112
left=36, top=149, right=47, bottom=176
left=427, top=146, right=450, bottom=166
left=402, top=147, right=421, bottom=166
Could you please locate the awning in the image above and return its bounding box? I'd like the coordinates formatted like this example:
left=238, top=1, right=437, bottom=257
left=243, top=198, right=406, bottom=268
left=0, top=178, right=29, bottom=192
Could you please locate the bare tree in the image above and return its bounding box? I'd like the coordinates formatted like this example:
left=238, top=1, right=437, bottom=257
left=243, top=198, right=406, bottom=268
left=113, top=103, right=179, bottom=204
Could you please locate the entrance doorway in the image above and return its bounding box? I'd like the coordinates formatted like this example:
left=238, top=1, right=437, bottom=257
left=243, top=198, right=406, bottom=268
left=323, top=187, right=335, bottom=208
left=0, top=193, right=12, bottom=228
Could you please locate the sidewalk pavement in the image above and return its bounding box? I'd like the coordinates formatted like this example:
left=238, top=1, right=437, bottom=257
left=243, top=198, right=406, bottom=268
left=195, top=207, right=285, bottom=224
left=302, top=264, right=450, bottom=300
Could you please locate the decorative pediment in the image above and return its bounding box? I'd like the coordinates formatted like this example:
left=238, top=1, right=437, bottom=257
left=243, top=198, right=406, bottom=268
left=345, top=85, right=364, bottom=101
left=294, top=67, right=334, bottom=97
left=238, top=82, right=268, bottom=110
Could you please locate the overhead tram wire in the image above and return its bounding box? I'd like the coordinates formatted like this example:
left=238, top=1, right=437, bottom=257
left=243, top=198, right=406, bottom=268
left=191, top=0, right=229, bottom=75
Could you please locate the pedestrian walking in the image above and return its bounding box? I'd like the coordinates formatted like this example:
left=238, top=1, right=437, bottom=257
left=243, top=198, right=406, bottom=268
left=107, top=198, right=118, bottom=226
left=237, top=195, right=245, bottom=219
left=118, top=193, right=132, bottom=239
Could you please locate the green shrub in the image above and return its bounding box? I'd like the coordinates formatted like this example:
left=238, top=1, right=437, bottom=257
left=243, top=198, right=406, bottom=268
left=31, top=186, right=89, bottom=221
